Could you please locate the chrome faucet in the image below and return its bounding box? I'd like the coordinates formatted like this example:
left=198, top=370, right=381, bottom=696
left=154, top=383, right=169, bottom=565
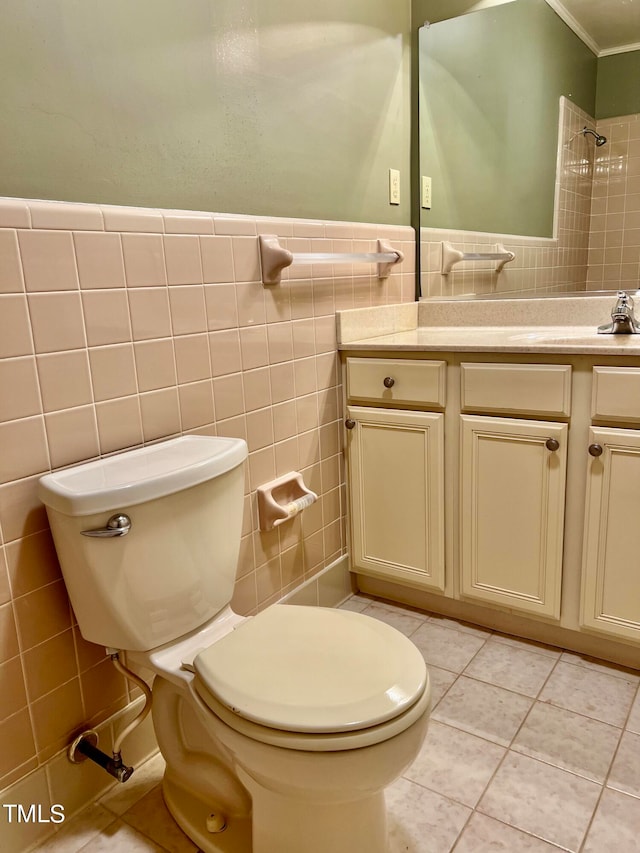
left=598, top=291, right=640, bottom=334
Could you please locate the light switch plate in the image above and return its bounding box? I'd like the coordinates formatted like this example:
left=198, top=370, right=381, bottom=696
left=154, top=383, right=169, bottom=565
left=422, top=176, right=432, bottom=209
left=389, top=169, right=400, bottom=205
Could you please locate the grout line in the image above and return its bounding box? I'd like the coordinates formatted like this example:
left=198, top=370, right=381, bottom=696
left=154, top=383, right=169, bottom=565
left=378, top=598, right=639, bottom=852
left=598, top=679, right=640, bottom=803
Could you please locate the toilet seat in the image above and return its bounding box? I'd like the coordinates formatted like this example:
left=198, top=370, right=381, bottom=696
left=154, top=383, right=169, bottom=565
left=193, top=604, right=428, bottom=736
left=191, top=671, right=431, bottom=752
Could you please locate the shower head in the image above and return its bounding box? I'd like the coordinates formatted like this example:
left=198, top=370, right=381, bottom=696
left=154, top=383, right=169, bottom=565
left=583, top=126, right=607, bottom=147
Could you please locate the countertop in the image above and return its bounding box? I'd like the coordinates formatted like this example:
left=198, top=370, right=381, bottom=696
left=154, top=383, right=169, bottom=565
left=336, top=298, right=640, bottom=355
left=338, top=325, right=640, bottom=355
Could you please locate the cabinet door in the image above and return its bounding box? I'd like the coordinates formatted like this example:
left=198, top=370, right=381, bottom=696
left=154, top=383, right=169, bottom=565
left=581, top=427, right=640, bottom=643
left=347, top=406, right=445, bottom=592
left=460, top=415, right=567, bottom=618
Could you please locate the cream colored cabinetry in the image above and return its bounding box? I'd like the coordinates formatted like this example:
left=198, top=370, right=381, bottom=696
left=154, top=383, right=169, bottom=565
left=345, top=358, right=446, bottom=592
left=458, top=362, right=570, bottom=618
left=580, top=367, right=640, bottom=643
left=346, top=406, right=445, bottom=592
left=460, top=415, right=567, bottom=618
left=343, top=349, right=640, bottom=664
left=460, top=362, right=572, bottom=418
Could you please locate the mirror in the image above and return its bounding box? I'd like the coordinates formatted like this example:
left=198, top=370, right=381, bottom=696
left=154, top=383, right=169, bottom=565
left=418, top=0, right=640, bottom=298
left=419, top=0, right=596, bottom=238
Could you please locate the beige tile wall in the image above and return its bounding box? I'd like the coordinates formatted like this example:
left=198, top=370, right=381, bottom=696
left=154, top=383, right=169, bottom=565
left=0, top=196, right=415, bottom=791
left=588, top=113, right=640, bottom=290
left=420, top=98, right=595, bottom=298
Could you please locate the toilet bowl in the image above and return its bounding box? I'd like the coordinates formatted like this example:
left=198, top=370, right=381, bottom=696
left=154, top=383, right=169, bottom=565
left=132, top=604, right=431, bottom=853
left=38, top=436, right=431, bottom=853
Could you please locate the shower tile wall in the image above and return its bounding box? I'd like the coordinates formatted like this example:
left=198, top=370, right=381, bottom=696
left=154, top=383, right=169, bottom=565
left=420, top=98, right=596, bottom=298
left=588, top=112, right=640, bottom=290
left=0, top=197, right=415, bottom=793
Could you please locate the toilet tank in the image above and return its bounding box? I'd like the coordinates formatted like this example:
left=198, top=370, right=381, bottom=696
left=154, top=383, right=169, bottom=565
left=38, top=436, right=247, bottom=652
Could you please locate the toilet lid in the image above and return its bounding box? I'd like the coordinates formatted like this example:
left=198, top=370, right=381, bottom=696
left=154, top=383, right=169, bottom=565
left=193, top=605, right=427, bottom=734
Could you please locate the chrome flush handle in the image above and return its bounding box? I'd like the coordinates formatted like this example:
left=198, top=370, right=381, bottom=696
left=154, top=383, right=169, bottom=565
left=81, top=513, right=132, bottom=538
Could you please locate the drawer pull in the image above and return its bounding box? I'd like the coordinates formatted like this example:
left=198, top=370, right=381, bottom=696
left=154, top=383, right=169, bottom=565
left=345, top=418, right=356, bottom=430
left=545, top=438, right=560, bottom=452
left=383, top=376, right=395, bottom=388
left=588, top=443, right=603, bottom=457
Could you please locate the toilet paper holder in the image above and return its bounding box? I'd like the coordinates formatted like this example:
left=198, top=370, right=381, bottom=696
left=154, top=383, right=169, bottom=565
left=257, top=472, right=318, bottom=531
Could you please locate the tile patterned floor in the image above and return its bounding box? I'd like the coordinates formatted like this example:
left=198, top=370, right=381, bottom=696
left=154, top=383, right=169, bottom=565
left=34, top=595, right=640, bottom=852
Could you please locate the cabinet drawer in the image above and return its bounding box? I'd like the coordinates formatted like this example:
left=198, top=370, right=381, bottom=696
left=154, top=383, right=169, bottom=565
left=461, top=363, right=572, bottom=417
left=592, top=367, right=640, bottom=423
left=346, top=357, right=446, bottom=407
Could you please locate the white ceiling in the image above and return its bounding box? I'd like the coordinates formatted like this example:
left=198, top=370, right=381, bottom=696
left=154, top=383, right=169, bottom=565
left=548, top=0, right=640, bottom=56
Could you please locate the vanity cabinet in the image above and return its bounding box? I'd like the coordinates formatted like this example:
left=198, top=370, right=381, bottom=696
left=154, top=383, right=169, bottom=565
left=579, top=367, right=640, bottom=643
left=460, top=415, right=567, bottom=618
left=458, top=362, right=570, bottom=618
left=344, top=357, right=446, bottom=592
left=342, top=349, right=640, bottom=663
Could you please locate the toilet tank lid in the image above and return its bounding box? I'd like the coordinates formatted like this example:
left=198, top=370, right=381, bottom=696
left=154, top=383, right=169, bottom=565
left=38, top=436, right=248, bottom=516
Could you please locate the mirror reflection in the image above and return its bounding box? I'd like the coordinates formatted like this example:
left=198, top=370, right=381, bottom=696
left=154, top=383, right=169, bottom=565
left=419, top=0, right=596, bottom=238
left=418, top=0, right=640, bottom=299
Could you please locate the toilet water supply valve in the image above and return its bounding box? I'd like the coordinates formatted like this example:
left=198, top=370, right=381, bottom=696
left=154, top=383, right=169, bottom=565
left=68, top=652, right=153, bottom=783
left=68, top=729, right=134, bottom=783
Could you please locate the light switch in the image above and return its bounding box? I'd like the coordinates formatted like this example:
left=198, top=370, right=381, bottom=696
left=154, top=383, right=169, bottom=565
left=389, top=169, right=400, bottom=205
left=422, top=176, right=432, bottom=209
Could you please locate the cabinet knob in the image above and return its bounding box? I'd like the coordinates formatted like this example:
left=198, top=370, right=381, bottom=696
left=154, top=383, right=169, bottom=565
left=383, top=376, right=395, bottom=388
left=545, top=438, right=560, bottom=452
left=588, top=443, right=603, bottom=457
left=344, top=418, right=356, bottom=430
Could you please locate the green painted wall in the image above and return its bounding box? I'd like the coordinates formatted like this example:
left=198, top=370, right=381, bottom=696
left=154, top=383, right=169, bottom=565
left=413, top=0, right=516, bottom=26
left=0, top=0, right=411, bottom=225
left=596, top=51, right=640, bottom=119
left=418, top=0, right=596, bottom=237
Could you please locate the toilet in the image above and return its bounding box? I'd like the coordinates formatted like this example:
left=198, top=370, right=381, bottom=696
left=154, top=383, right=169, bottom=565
left=38, top=435, right=431, bottom=853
